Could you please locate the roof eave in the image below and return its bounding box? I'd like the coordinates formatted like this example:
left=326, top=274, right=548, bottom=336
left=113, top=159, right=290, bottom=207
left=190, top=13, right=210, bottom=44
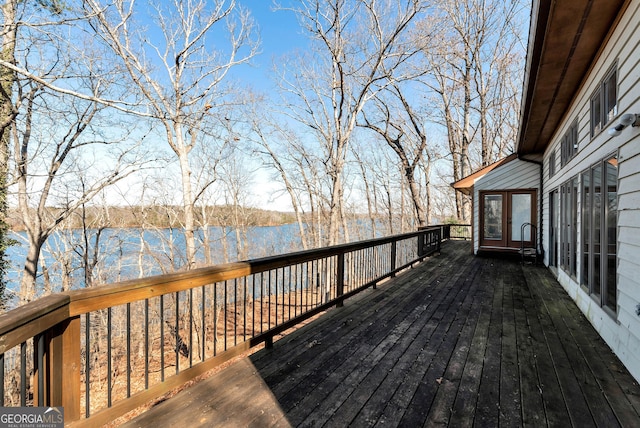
left=516, top=0, right=627, bottom=156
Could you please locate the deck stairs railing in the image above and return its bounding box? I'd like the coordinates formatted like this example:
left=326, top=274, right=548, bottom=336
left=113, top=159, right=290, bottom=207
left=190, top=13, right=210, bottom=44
left=0, top=224, right=468, bottom=426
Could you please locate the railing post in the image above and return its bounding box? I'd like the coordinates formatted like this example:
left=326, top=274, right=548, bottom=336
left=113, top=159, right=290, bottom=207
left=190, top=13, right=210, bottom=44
left=391, top=241, right=397, bottom=277
left=47, top=316, right=81, bottom=422
left=336, top=252, right=345, bottom=307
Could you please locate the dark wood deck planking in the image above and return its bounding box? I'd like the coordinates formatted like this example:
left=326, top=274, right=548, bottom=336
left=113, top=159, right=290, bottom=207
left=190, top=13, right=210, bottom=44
left=123, top=240, right=640, bottom=427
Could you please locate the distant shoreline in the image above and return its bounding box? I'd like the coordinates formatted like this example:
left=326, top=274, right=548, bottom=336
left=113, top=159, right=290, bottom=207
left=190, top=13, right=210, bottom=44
left=7, top=205, right=298, bottom=232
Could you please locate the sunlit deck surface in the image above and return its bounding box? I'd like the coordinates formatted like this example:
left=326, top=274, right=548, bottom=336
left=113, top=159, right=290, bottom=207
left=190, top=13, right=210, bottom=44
left=123, top=240, right=640, bottom=427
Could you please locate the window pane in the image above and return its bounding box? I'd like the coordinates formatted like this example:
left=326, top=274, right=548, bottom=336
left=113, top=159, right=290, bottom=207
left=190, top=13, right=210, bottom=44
left=550, top=190, right=559, bottom=267
left=582, top=171, right=591, bottom=287
left=592, top=164, right=602, bottom=297
left=483, top=195, right=503, bottom=240
left=604, top=71, right=617, bottom=123
left=605, top=156, right=617, bottom=311
left=561, top=182, right=573, bottom=270
left=511, top=194, right=531, bottom=241
left=591, top=91, right=602, bottom=137
left=561, top=184, right=568, bottom=269
left=572, top=177, right=578, bottom=277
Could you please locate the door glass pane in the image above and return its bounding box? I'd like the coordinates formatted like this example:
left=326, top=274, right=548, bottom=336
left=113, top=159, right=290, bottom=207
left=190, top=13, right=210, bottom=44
left=605, top=156, right=617, bottom=311
left=483, top=195, right=503, bottom=240
left=511, top=194, right=531, bottom=241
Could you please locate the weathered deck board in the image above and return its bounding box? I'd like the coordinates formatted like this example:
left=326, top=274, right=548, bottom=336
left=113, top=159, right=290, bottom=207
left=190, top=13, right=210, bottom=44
left=123, top=241, right=640, bottom=427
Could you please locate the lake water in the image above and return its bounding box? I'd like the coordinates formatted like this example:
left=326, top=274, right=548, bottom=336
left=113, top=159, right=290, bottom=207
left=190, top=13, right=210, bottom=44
left=6, top=223, right=304, bottom=294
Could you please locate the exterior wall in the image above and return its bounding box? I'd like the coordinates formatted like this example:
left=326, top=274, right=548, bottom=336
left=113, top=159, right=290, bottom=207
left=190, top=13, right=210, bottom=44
left=471, top=159, right=541, bottom=254
left=540, top=0, right=640, bottom=381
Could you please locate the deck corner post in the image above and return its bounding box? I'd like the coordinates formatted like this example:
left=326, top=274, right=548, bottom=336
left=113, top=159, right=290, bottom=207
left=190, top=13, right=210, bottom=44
left=49, top=316, right=81, bottom=422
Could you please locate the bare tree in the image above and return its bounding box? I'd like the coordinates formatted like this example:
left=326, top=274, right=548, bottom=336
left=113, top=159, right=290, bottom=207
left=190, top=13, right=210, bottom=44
left=275, top=0, right=426, bottom=245
left=2, top=7, right=150, bottom=303
left=284, top=139, right=328, bottom=248
left=360, top=82, right=433, bottom=227
left=212, top=149, right=254, bottom=262
left=11, top=84, right=147, bottom=303
left=191, top=135, right=227, bottom=265
left=245, top=98, right=320, bottom=250
left=370, top=150, right=399, bottom=235
left=0, top=0, right=19, bottom=309
left=84, top=0, right=259, bottom=269
left=416, top=0, right=526, bottom=221
left=351, top=145, right=379, bottom=237
left=1, top=0, right=65, bottom=307
left=136, top=187, right=189, bottom=274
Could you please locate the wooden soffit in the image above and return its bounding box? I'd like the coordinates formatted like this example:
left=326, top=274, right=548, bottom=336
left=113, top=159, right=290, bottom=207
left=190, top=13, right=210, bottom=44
left=517, top=0, right=626, bottom=156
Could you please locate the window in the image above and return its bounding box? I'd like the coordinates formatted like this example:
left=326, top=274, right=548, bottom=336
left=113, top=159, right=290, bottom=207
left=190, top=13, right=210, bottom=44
left=591, top=92, right=602, bottom=136
left=581, top=170, right=590, bottom=288
left=549, top=189, right=559, bottom=267
left=549, top=148, right=556, bottom=178
left=581, top=155, right=618, bottom=314
left=604, top=69, right=618, bottom=123
left=591, top=64, right=618, bottom=137
left=560, top=176, right=578, bottom=277
left=561, top=120, right=578, bottom=167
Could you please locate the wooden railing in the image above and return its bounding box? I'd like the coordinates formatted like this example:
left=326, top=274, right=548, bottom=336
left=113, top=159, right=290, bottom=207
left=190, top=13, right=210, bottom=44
left=448, top=224, right=472, bottom=240
left=0, top=225, right=449, bottom=426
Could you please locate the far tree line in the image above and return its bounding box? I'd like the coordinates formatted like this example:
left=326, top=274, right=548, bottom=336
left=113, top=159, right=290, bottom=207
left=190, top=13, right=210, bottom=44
left=6, top=205, right=298, bottom=231
left=0, top=0, right=528, bottom=309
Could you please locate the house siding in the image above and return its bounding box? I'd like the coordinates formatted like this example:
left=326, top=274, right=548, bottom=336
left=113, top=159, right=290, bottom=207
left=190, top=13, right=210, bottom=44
left=541, top=0, right=640, bottom=382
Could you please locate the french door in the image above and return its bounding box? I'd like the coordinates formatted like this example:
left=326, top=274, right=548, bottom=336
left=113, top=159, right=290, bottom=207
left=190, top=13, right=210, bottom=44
left=480, top=190, right=537, bottom=248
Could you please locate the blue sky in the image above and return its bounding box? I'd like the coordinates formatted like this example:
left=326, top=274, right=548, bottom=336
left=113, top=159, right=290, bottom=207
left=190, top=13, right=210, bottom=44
left=243, top=2, right=302, bottom=55
left=235, top=1, right=306, bottom=91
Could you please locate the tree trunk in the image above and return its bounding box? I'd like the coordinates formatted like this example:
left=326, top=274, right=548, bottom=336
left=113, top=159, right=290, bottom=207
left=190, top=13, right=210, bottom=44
left=399, top=163, right=426, bottom=228
left=174, top=128, right=197, bottom=269
left=354, top=150, right=377, bottom=238
left=0, top=0, right=18, bottom=308
left=19, top=236, right=44, bottom=304
left=200, top=206, right=213, bottom=265
left=328, top=167, right=344, bottom=246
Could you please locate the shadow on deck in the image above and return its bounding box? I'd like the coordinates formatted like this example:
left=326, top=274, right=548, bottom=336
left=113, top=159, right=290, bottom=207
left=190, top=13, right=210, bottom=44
left=123, top=240, right=640, bottom=427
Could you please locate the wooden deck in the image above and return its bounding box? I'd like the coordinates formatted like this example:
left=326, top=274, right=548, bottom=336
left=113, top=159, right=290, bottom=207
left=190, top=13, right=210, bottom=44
left=122, top=240, right=640, bottom=427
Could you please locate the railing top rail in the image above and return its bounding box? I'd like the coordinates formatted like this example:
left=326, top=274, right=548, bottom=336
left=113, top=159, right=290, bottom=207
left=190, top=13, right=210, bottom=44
left=68, top=227, right=441, bottom=312
left=0, top=294, right=70, bottom=354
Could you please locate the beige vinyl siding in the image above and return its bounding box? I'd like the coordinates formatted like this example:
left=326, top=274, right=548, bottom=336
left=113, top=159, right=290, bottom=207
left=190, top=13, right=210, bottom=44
left=540, top=0, right=640, bottom=382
